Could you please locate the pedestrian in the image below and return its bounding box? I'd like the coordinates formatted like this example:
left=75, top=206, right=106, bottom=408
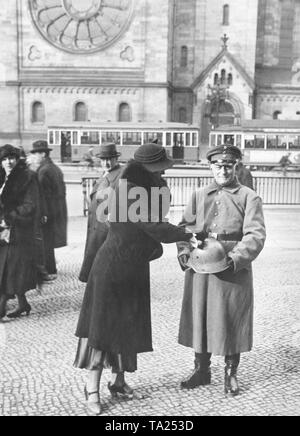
left=29, top=140, right=67, bottom=278
left=26, top=152, right=53, bottom=285
left=177, top=144, right=266, bottom=396
left=83, top=147, right=95, bottom=171
left=279, top=153, right=291, bottom=176
left=235, top=156, right=254, bottom=189
left=0, top=144, right=41, bottom=319
left=79, top=143, right=122, bottom=283
left=74, top=143, right=194, bottom=415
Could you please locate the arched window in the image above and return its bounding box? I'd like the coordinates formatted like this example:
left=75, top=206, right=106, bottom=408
left=178, top=107, right=187, bottom=123
left=74, top=102, right=88, bottom=121
left=273, top=110, right=282, bottom=120
left=227, top=73, right=233, bottom=85
left=180, top=46, right=188, bottom=67
left=32, top=101, right=45, bottom=123
left=221, top=69, right=226, bottom=84
left=118, top=103, right=131, bottom=122
left=223, top=4, right=230, bottom=25
left=214, top=73, right=219, bottom=85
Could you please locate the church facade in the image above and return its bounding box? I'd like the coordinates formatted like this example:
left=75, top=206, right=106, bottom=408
left=0, top=0, right=299, bottom=152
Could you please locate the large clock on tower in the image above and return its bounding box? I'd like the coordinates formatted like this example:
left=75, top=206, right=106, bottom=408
left=29, top=0, right=134, bottom=54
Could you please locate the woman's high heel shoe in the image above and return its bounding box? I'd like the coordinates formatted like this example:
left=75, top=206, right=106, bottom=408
left=84, top=386, right=102, bottom=415
left=7, top=303, right=31, bottom=319
left=107, top=381, right=134, bottom=399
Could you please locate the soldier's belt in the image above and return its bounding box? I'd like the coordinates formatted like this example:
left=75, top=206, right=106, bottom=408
left=208, top=232, right=242, bottom=242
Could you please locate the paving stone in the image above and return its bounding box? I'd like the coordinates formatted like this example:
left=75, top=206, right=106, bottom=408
left=0, top=210, right=299, bottom=416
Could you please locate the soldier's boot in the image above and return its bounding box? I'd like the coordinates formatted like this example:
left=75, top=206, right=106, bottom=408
left=181, top=353, right=211, bottom=389
left=224, top=354, right=240, bottom=396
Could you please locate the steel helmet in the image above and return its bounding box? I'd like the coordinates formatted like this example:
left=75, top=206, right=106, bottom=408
left=187, top=237, right=229, bottom=274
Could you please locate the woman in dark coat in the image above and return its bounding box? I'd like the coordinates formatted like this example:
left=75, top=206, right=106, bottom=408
left=0, top=144, right=40, bottom=319
left=74, top=144, right=193, bottom=415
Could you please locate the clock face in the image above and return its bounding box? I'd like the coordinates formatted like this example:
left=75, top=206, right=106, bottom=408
left=29, top=0, right=134, bottom=54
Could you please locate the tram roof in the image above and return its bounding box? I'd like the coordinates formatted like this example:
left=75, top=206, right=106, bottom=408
left=48, top=122, right=199, bottom=130
left=212, top=119, right=300, bottom=132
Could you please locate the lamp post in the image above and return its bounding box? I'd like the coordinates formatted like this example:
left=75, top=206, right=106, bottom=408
left=206, top=80, right=230, bottom=128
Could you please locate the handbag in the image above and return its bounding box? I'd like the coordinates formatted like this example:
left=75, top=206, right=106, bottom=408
left=0, top=227, right=10, bottom=245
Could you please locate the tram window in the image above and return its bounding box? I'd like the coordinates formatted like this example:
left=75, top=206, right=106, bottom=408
left=288, top=136, right=300, bottom=149
left=224, top=135, right=234, bottom=145
left=217, top=134, right=222, bottom=145
left=244, top=136, right=255, bottom=148
left=72, top=131, right=79, bottom=145
left=48, top=130, right=60, bottom=145
left=55, top=131, right=60, bottom=145
left=143, top=132, right=163, bottom=145
left=236, top=134, right=242, bottom=148
left=186, top=133, right=191, bottom=146
left=166, top=133, right=172, bottom=147
left=101, top=131, right=121, bottom=144
left=80, top=131, right=99, bottom=145
left=123, top=132, right=142, bottom=145
left=81, top=131, right=89, bottom=144
left=90, top=132, right=100, bottom=144
left=173, top=133, right=184, bottom=147
left=210, top=134, right=216, bottom=147
left=266, top=135, right=277, bottom=149
left=192, top=133, right=198, bottom=146
left=277, top=136, right=288, bottom=150
left=49, top=130, right=54, bottom=145
left=254, top=135, right=265, bottom=149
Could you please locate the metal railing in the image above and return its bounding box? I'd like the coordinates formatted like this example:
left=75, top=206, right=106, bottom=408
left=82, top=175, right=300, bottom=215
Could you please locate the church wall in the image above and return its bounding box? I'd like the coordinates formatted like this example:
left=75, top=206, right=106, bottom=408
left=0, top=0, right=20, bottom=142
left=173, top=0, right=258, bottom=89
left=14, top=0, right=172, bottom=146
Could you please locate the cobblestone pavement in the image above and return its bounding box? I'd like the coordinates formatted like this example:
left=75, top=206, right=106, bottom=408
left=0, top=207, right=300, bottom=416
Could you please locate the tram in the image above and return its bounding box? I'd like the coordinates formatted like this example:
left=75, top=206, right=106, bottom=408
left=209, top=120, right=300, bottom=170
left=47, top=122, right=200, bottom=163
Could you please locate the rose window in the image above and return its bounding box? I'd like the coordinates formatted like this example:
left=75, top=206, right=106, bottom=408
left=29, top=0, right=134, bottom=54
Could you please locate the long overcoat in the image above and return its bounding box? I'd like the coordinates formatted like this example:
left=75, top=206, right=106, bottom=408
left=75, top=161, right=192, bottom=356
left=235, top=162, right=254, bottom=189
left=79, top=164, right=122, bottom=283
left=37, top=157, right=67, bottom=249
left=0, top=161, right=40, bottom=296
left=177, top=178, right=266, bottom=356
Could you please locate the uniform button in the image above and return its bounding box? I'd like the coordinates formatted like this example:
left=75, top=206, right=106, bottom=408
left=213, top=223, right=217, bottom=228
left=216, top=201, right=220, bottom=205
left=214, top=213, right=218, bottom=216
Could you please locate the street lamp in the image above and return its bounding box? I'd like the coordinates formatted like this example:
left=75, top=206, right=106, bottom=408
left=206, top=80, right=230, bottom=128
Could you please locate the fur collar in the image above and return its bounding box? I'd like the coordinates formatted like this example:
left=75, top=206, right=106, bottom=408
left=120, top=160, right=167, bottom=191
left=0, top=160, right=35, bottom=206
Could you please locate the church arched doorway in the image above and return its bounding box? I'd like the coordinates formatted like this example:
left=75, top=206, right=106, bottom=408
left=201, top=99, right=236, bottom=145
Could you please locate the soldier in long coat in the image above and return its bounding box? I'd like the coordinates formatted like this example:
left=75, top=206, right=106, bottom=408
left=74, top=144, right=193, bottom=415
left=29, top=140, right=68, bottom=276
left=79, top=143, right=122, bottom=283
left=235, top=159, right=254, bottom=189
left=0, top=144, right=40, bottom=319
left=177, top=144, right=266, bottom=396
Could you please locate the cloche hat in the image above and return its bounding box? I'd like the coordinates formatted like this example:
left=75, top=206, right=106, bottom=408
left=134, top=143, right=173, bottom=172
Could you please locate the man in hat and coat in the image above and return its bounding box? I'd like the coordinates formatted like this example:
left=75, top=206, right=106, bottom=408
left=79, top=143, right=122, bottom=283
left=177, top=144, right=266, bottom=396
left=30, top=140, right=67, bottom=278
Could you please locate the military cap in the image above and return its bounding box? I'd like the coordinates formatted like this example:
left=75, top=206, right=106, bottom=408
left=206, top=144, right=242, bottom=163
